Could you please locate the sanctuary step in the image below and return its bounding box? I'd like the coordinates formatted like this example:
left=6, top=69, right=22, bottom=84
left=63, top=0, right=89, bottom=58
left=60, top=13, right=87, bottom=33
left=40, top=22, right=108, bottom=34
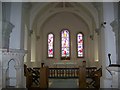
left=49, top=79, right=78, bottom=88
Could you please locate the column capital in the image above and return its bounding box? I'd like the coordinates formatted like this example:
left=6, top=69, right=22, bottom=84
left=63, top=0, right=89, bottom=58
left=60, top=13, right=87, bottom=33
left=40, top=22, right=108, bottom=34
left=2, top=20, right=14, bottom=48
left=110, top=19, right=118, bottom=37
left=2, top=20, right=14, bottom=36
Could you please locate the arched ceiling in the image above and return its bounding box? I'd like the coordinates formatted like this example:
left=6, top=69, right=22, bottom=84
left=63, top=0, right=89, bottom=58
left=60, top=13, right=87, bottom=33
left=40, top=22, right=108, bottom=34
left=30, top=2, right=100, bottom=36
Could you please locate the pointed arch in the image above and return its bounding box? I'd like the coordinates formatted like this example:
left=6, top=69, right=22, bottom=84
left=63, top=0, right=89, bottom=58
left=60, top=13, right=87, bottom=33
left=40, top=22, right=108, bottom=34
left=60, top=29, right=70, bottom=60
left=77, top=32, right=84, bottom=58
left=47, top=33, right=54, bottom=58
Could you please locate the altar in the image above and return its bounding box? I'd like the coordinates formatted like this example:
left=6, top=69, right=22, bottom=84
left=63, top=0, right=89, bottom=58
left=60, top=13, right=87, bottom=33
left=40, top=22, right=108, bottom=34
left=53, top=62, right=77, bottom=68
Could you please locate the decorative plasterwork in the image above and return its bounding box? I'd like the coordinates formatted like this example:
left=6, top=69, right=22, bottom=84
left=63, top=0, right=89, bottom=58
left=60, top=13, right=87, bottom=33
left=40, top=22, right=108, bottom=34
left=2, top=21, right=14, bottom=37
left=2, top=21, right=14, bottom=48
left=1, top=49, right=26, bottom=55
left=1, top=49, right=26, bottom=66
left=110, top=19, right=118, bottom=37
left=0, top=48, right=26, bottom=88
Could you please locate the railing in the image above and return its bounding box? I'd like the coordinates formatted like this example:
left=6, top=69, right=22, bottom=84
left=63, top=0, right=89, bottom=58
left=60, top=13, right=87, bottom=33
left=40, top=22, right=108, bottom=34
left=49, top=68, right=79, bottom=78
left=86, top=67, right=97, bottom=78
left=32, top=67, right=97, bottom=79
left=24, top=65, right=99, bottom=88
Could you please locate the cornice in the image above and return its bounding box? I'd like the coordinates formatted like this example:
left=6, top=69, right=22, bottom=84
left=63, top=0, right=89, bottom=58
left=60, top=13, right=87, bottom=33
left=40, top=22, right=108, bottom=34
left=110, top=19, right=118, bottom=32
left=2, top=20, right=14, bottom=36
left=0, top=49, right=27, bottom=55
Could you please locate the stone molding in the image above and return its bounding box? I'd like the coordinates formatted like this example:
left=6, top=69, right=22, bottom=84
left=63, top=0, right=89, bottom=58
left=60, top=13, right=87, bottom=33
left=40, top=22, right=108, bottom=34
left=2, top=21, right=14, bottom=37
left=0, top=48, right=26, bottom=88
left=110, top=18, right=118, bottom=37
left=2, top=21, right=14, bottom=48
left=1, top=48, right=26, bottom=54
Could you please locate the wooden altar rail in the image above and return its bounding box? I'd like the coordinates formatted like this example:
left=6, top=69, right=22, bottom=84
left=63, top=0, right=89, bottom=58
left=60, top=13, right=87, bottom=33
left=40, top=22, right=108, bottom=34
left=49, top=68, right=79, bottom=78
left=24, top=64, right=100, bottom=88
left=32, top=67, right=97, bottom=79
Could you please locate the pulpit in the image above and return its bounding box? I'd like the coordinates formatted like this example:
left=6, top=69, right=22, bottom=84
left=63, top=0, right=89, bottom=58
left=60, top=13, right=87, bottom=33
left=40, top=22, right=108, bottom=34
left=1, top=49, right=26, bottom=88
left=106, top=53, right=120, bottom=88
left=106, top=65, right=120, bottom=88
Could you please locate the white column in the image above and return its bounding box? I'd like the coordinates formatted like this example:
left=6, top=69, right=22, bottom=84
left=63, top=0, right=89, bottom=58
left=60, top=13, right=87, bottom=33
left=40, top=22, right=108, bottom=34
left=110, top=19, right=118, bottom=63
left=2, top=66, right=8, bottom=88
left=22, top=3, right=31, bottom=67
left=0, top=64, right=2, bottom=89
left=15, top=66, right=25, bottom=88
left=94, top=32, right=99, bottom=66
left=31, top=31, right=36, bottom=67
left=100, top=2, right=117, bottom=88
left=0, top=2, right=2, bottom=48
left=26, top=31, right=32, bottom=67
left=2, top=21, right=14, bottom=48
left=118, top=2, right=120, bottom=88
left=9, top=2, right=24, bottom=49
left=35, top=35, right=41, bottom=67
left=0, top=2, right=2, bottom=90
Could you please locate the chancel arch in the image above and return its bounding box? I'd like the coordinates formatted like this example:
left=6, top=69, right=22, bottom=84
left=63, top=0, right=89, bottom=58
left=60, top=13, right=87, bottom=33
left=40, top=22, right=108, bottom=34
left=28, top=2, right=100, bottom=67
left=31, top=11, right=95, bottom=67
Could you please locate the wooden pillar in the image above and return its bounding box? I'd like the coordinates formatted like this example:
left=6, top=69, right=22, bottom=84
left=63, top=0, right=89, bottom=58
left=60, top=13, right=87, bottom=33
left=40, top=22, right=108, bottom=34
left=24, top=65, right=32, bottom=88
left=79, top=61, right=86, bottom=88
left=26, top=72, right=32, bottom=88
left=39, top=66, right=49, bottom=88
left=94, top=75, right=100, bottom=89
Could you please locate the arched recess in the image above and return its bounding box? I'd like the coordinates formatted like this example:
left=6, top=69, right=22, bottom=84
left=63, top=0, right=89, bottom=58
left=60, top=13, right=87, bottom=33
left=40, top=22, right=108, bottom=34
left=6, top=59, right=17, bottom=87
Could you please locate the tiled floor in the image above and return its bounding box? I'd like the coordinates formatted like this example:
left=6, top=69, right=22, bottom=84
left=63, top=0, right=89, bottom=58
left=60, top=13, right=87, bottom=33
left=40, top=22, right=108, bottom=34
left=49, top=79, right=79, bottom=88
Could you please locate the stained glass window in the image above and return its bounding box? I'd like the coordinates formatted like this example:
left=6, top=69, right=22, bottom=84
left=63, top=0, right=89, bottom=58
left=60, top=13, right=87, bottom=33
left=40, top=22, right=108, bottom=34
left=48, top=33, right=54, bottom=58
left=61, top=29, right=70, bottom=60
left=77, top=33, right=84, bottom=57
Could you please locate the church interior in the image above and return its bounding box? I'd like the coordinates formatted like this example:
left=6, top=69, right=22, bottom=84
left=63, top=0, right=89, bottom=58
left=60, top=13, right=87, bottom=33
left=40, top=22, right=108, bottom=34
left=0, top=1, right=120, bottom=89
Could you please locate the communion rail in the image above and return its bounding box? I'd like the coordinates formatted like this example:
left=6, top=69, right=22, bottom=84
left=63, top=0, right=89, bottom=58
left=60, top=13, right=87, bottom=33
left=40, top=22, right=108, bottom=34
left=49, top=68, right=79, bottom=78
left=24, top=65, right=99, bottom=88
left=32, top=67, right=97, bottom=79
